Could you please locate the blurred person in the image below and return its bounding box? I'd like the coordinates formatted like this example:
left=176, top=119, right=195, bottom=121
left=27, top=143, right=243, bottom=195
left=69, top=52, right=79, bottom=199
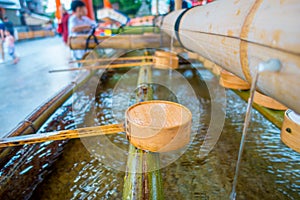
left=4, top=29, right=19, bottom=64
left=0, top=18, right=5, bottom=62
left=44, top=20, right=54, bottom=31
left=3, top=16, right=14, bottom=36
left=61, top=6, right=70, bottom=44
left=68, top=0, right=97, bottom=60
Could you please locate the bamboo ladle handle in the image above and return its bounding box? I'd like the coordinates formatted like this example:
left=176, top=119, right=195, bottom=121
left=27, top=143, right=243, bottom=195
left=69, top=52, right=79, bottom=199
left=69, top=56, right=154, bottom=64
left=49, top=62, right=154, bottom=73
left=0, top=124, right=124, bottom=148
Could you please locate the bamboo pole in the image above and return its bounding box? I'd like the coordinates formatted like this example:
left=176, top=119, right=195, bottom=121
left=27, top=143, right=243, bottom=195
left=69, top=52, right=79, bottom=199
left=123, top=57, right=164, bottom=199
left=49, top=62, right=154, bottom=73
left=162, top=0, right=300, bottom=114
left=0, top=124, right=123, bottom=148
left=69, top=34, right=171, bottom=50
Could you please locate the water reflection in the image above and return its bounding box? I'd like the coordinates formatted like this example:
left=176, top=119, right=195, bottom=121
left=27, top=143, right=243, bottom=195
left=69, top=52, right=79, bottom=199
left=32, top=69, right=300, bottom=199
left=1, top=67, right=299, bottom=199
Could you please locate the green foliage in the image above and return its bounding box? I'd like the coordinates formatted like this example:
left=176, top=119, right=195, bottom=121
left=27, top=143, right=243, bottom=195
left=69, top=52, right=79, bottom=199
left=109, top=0, right=142, bottom=15
left=93, top=0, right=103, bottom=8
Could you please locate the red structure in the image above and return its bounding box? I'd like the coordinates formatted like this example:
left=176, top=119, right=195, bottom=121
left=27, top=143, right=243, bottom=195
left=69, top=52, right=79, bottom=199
left=82, top=0, right=95, bottom=20
left=192, top=0, right=214, bottom=6
left=104, top=0, right=113, bottom=8
left=55, top=0, right=62, bottom=22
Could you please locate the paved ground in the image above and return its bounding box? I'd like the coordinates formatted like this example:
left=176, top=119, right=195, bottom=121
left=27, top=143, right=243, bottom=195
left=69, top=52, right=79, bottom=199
left=0, top=37, right=73, bottom=136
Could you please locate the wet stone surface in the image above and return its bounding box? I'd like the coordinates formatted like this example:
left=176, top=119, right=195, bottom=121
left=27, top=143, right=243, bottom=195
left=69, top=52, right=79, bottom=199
left=0, top=37, right=73, bottom=136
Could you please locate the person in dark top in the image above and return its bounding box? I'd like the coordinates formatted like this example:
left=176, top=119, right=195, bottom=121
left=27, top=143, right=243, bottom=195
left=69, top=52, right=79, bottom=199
left=3, top=16, right=14, bottom=36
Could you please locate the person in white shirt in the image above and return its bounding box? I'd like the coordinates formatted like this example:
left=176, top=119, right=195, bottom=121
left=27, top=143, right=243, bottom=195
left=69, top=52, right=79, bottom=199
left=68, top=0, right=97, bottom=60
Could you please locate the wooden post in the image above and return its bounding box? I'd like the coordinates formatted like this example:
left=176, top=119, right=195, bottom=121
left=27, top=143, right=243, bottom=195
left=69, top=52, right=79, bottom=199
left=175, top=0, right=182, bottom=10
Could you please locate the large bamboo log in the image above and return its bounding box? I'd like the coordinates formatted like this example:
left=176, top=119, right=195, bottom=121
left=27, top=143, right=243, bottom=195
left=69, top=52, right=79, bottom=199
left=69, top=34, right=171, bottom=50
left=162, top=0, right=300, bottom=113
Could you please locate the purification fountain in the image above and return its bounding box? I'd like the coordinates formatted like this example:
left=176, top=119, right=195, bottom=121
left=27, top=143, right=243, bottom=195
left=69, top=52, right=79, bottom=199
left=0, top=0, right=299, bottom=199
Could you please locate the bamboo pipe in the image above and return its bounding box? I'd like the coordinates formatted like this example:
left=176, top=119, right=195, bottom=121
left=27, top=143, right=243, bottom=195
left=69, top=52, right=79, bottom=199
left=69, top=34, right=171, bottom=50
left=162, top=0, right=300, bottom=114
left=0, top=124, right=123, bottom=148
left=49, top=62, right=153, bottom=73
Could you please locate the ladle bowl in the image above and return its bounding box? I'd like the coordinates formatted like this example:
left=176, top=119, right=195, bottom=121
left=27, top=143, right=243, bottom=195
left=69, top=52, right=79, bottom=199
left=125, top=100, right=192, bottom=152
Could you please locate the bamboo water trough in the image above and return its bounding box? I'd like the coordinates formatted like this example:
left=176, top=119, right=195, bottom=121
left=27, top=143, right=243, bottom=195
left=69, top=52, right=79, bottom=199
left=161, top=0, right=300, bottom=114
left=69, top=34, right=172, bottom=50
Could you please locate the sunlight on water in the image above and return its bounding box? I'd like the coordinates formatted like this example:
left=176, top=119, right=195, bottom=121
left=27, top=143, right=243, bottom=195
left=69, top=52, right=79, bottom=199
left=1, top=66, right=299, bottom=199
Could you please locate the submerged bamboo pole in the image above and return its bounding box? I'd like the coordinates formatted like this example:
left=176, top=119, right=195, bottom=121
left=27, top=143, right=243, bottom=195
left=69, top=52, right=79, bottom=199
left=0, top=124, right=123, bottom=148
left=162, top=0, right=300, bottom=114
left=123, top=59, right=164, bottom=199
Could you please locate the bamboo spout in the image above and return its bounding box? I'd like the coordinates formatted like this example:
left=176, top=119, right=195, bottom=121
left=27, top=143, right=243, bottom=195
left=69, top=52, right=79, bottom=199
left=161, top=0, right=300, bottom=113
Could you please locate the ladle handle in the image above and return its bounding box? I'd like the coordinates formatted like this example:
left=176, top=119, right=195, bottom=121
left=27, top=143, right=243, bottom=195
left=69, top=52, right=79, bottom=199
left=49, top=62, right=153, bottom=73
left=0, top=124, right=124, bottom=148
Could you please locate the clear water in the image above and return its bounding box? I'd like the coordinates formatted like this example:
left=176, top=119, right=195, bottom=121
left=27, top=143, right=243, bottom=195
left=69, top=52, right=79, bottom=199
left=1, top=68, right=299, bottom=200
left=230, top=69, right=260, bottom=200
